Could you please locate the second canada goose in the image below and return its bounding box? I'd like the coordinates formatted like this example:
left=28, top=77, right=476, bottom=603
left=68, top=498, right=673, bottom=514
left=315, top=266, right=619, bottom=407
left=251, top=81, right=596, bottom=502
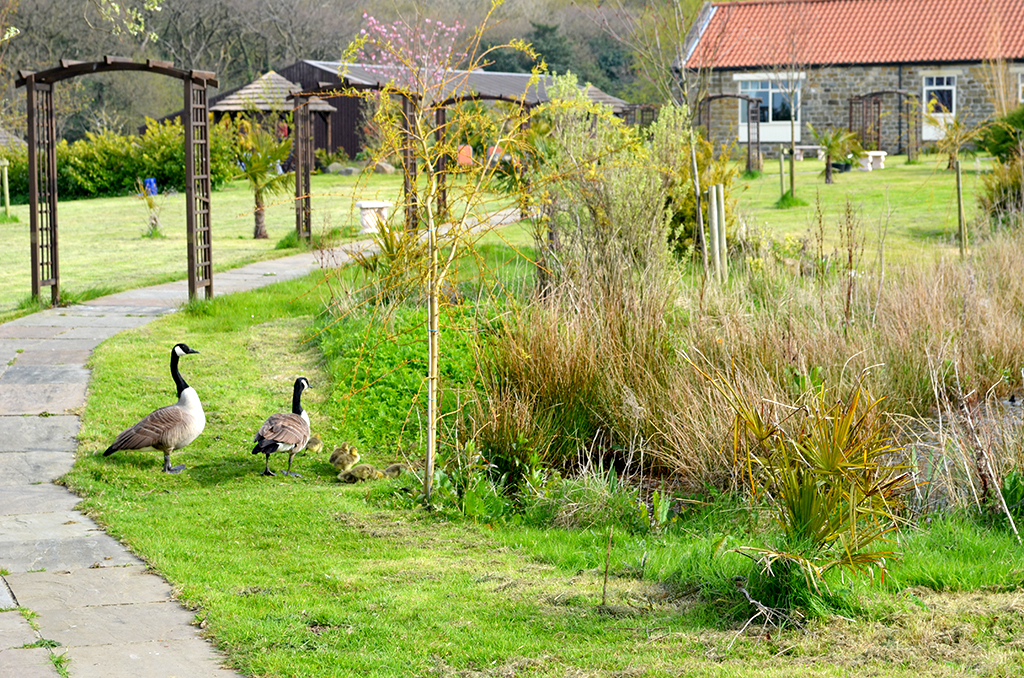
left=252, top=377, right=310, bottom=477
left=103, top=343, right=205, bottom=474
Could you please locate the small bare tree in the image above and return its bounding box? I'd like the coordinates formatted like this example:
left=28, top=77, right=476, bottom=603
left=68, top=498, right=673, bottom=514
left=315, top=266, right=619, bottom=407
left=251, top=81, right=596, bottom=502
left=338, top=1, right=535, bottom=504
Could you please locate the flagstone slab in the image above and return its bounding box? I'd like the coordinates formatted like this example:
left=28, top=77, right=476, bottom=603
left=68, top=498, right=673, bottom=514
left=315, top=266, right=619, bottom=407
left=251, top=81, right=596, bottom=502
left=0, top=533, right=142, bottom=573
left=13, top=349, right=93, bottom=366
left=0, top=485, right=81, bottom=516
left=0, top=364, right=91, bottom=385
left=0, top=383, right=87, bottom=415
left=1, top=577, right=16, bottom=609
left=0, top=326, right=66, bottom=340
left=66, top=638, right=242, bottom=677
left=0, top=511, right=107, bottom=542
left=54, top=327, right=123, bottom=341
left=0, top=451, right=76, bottom=485
left=4, top=566, right=170, bottom=611
left=0, top=609, right=38, bottom=646
left=34, top=601, right=199, bottom=647
left=0, top=646, right=60, bottom=677
left=0, top=415, right=79, bottom=453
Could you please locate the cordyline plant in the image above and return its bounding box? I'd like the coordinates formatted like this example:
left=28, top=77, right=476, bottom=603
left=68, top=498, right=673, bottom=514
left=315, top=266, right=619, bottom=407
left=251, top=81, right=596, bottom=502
left=334, top=1, right=539, bottom=505
left=233, top=120, right=293, bottom=239
left=689, top=356, right=910, bottom=596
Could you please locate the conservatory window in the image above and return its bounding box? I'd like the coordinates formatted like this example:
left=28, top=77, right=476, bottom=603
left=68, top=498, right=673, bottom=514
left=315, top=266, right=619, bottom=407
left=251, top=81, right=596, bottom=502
left=739, top=78, right=800, bottom=123
left=924, top=75, right=956, bottom=114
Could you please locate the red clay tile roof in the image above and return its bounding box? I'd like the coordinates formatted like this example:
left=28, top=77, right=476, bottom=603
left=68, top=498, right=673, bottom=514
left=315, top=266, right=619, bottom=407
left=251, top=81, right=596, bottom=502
left=685, top=0, right=1024, bottom=69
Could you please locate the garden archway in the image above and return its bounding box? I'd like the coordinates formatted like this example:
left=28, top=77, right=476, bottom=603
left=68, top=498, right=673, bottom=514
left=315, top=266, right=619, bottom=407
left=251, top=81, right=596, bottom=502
left=290, top=69, right=604, bottom=237
left=847, top=89, right=920, bottom=160
left=696, top=93, right=762, bottom=174
left=15, top=57, right=218, bottom=304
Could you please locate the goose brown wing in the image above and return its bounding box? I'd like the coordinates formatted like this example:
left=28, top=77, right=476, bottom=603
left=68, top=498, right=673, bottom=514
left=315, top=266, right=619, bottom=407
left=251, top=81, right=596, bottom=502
left=110, top=405, right=195, bottom=452
left=257, top=412, right=309, bottom=446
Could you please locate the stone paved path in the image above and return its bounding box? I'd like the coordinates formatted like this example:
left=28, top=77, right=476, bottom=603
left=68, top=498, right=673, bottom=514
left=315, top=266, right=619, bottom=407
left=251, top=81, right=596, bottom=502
left=0, top=208, right=521, bottom=677
left=0, top=250, right=336, bottom=678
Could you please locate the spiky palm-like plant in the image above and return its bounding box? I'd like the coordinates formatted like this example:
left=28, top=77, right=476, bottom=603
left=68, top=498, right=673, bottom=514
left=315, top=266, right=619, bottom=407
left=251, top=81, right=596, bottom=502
left=234, top=125, right=293, bottom=239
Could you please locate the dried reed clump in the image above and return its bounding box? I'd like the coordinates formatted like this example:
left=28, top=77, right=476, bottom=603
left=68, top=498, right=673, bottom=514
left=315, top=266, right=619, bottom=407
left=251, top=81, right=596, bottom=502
left=473, top=195, right=1024, bottom=496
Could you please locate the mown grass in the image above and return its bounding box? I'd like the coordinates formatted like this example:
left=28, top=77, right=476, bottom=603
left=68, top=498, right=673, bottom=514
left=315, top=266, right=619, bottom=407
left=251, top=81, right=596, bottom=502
left=64, top=260, right=1024, bottom=677
left=738, top=153, right=993, bottom=263
left=0, top=172, right=410, bottom=318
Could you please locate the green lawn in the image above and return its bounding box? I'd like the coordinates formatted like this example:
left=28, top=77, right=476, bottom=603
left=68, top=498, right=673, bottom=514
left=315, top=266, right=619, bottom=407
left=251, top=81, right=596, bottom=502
left=63, top=271, right=1024, bottom=678
left=736, top=153, right=993, bottom=263
left=0, top=172, right=407, bottom=317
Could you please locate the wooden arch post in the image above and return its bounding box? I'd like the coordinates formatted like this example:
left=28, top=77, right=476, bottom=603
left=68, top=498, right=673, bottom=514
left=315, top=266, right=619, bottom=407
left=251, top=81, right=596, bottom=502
left=17, top=58, right=218, bottom=303
left=697, top=93, right=762, bottom=174
left=292, top=94, right=313, bottom=241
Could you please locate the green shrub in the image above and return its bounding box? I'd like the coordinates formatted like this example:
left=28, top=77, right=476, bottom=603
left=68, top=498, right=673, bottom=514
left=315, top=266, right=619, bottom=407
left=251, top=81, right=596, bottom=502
left=979, top=156, right=1024, bottom=227
left=1, top=116, right=239, bottom=204
left=980, top=104, right=1024, bottom=161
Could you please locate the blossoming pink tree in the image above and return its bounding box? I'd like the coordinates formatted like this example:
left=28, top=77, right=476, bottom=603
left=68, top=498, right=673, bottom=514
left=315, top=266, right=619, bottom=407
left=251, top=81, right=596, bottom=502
left=339, top=2, right=538, bottom=505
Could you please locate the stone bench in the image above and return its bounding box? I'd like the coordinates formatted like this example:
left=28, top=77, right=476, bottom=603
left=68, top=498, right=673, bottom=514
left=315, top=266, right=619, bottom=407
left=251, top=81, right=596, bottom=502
left=793, top=145, right=822, bottom=161
left=857, top=150, right=888, bottom=171
left=355, top=200, right=392, bottom=234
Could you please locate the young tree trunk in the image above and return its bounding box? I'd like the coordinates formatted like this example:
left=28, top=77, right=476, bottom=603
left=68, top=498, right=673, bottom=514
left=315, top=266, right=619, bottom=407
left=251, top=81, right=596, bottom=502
left=253, top=191, right=268, bottom=239
left=825, top=153, right=834, bottom=184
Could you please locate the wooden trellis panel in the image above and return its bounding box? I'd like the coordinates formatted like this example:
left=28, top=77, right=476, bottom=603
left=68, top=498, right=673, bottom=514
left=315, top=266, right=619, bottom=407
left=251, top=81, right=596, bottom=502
left=185, top=78, right=213, bottom=299
left=26, top=76, right=59, bottom=305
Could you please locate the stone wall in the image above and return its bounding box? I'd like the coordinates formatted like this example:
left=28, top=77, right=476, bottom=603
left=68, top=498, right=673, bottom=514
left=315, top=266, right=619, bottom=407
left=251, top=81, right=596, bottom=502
left=700, top=62, right=1008, bottom=158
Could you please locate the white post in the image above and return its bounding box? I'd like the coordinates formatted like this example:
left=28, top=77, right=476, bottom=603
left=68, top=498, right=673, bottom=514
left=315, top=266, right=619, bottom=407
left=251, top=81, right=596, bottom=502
left=716, top=183, right=727, bottom=280
left=709, top=184, right=721, bottom=283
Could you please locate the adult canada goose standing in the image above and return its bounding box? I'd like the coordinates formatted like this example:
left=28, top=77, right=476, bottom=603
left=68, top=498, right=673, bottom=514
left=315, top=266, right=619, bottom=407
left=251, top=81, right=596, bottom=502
left=252, top=377, right=311, bottom=477
left=103, top=343, right=205, bottom=473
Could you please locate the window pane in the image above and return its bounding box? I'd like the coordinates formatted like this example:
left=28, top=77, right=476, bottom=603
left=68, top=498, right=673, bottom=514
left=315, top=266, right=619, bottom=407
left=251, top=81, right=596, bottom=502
left=772, top=91, right=794, bottom=121
left=925, top=76, right=935, bottom=87
left=928, top=88, right=953, bottom=112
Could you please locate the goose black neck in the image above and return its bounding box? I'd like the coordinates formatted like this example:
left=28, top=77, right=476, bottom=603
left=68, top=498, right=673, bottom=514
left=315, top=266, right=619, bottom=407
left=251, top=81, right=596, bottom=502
left=292, top=384, right=305, bottom=415
left=171, top=350, right=190, bottom=397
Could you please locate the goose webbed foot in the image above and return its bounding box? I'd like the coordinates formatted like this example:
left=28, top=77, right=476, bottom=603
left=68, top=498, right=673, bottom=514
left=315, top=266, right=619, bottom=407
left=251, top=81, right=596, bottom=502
left=261, top=469, right=276, bottom=476
left=163, top=453, right=185, bottom=473
left=280, top=471, right=302, bottom=477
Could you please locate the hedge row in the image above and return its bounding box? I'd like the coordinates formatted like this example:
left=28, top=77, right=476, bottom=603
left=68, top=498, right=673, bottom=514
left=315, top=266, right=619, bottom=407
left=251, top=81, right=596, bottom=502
left=1, top=117, right=239, bottom=204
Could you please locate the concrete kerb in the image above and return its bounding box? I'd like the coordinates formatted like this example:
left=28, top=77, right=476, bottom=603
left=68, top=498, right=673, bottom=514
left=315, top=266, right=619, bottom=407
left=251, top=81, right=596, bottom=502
left=0, top=210, right=520, bottom=677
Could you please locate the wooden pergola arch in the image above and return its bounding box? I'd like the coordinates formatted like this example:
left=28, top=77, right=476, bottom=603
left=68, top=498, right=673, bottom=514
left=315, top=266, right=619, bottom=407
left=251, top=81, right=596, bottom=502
left=291, top=82, right=538, bottom=237
left=848, top=88, right=920, bottom=159
left=696, top=93, right=762, bottom=173
left=15, top=57, right=218, bottom=304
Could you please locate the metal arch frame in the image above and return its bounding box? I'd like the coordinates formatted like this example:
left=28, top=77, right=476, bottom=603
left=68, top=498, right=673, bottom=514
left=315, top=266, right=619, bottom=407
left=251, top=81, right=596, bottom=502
left=16, top=57, right=219, bottom=303
left=847, top=88, right=919, bottom=159
left=697, top=93, right=762, bottom=173
left=290, top=83, right=537, bottom=237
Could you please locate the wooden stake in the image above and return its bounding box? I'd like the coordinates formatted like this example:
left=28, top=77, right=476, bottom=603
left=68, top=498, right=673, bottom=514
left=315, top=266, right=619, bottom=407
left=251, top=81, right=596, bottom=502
left=602, top=524, right=614, bottom=607
left=956, top=158, right=967, bottom=259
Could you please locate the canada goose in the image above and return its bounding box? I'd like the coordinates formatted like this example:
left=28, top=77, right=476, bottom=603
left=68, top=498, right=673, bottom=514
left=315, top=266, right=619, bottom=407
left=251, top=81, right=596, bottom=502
left=337, top=463, right=384, bottom=483
left=103, top=343, right=205, bottom=474
left=329, top=443, right=360, bottom=471
left=252, top=377, right=311, bottom=477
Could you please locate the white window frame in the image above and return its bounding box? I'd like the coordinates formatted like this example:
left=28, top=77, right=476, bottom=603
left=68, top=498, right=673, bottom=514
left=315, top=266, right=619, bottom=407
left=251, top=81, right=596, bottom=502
left=922, top=71, right=959, bottom=141
left=1019, top=73, right=1024, bottom=104
left=733, top=72, right=805, bottom=143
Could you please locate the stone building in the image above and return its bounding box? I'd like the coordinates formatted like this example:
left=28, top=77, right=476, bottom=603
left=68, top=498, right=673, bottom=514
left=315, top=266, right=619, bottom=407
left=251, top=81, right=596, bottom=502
left=683, top=0, right=1024, bottom=157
